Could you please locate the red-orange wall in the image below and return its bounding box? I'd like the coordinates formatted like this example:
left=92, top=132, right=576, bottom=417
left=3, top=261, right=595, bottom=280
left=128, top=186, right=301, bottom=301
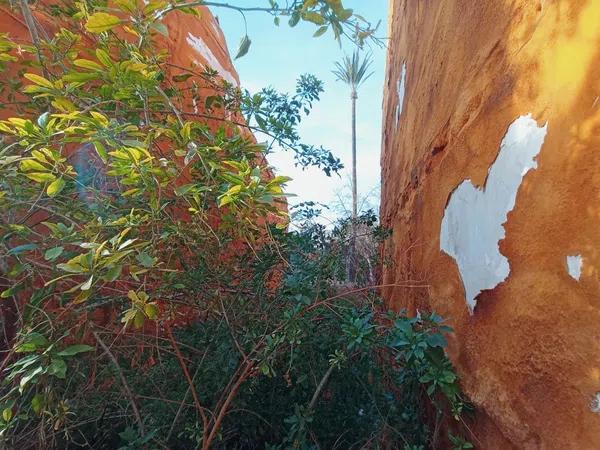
left=381, top=1, right=600, bottom=448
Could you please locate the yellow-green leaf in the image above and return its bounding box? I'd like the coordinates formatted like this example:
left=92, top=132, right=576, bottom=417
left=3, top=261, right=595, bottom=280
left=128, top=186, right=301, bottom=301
left=25, top=172, right=56, bottom=183
left=74, top=59, right=103, bottom=71
left=20, top=159, right=47, bottom=172
left=73, top=289, right=91, bottom=304
left=24, top=73, right=54, bottom=89
left=144, top=303, right=159, bottom=319
left=90, top=111, right=109, bottom=126
left=47, top=177, right=66, bottom=196
left=31, top=394, right=44, bottom=415
left=303, top=12, right=326, bottom=25
left=133, top=311, right=145, bottom=329
left=224, top=184, right=242, bottom=196
left=127, top=290, right=139, bottom=303
left=51, top=98, right=77, bottom=112
left=218, top=195, right=234, bottom=207
left=2, top=407, right=12, bottom=422
left=85, top=12, right=122, bottom=33
left=95, top=49, right=113, bottom=67
left=313, top=25, right=328, bottom=37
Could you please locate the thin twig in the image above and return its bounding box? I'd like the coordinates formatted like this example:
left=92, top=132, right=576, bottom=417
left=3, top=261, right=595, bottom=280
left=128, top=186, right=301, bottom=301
left=309, top=364, right=335, bottom=410
left=91, top=329, right=146, bottom=438
left=165, top=322, right=209, bottom=443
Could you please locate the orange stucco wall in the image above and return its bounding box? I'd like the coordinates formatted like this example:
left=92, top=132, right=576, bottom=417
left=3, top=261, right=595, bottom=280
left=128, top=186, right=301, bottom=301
left=381, top=0, right=600, bottom=448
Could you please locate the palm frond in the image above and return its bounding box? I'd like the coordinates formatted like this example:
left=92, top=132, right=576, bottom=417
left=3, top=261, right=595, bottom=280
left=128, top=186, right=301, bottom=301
left=332, top=51, right=374, bottom=90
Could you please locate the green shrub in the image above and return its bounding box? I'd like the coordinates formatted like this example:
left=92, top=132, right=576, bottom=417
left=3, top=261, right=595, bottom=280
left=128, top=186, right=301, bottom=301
left=0, top=1, right=470, bottom=448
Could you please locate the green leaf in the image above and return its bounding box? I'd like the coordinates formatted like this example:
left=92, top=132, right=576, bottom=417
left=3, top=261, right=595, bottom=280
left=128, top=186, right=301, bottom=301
left=150, top=22, right=169, bottom=37
left=20, top=159, right=47, bottom=172
left=235, top=35, right=251, bottom=60
left=95, top=49, right=113, bottom=67
left=1, top=284, right=24, bottom=299
left=56, top=263, right=84, bottom=273
left=303, top=12, right=326, bottom=25
left=25, top=172, right=56, bottom=183
left=16, top=332, right=48, bottom=352
left=2, top=408, right=12, bottom=422
left=31, top=394, right=44, bottom=415
left=102, top=264, right=122, bottom=282
left=73, top=59, right=103, bottom=71
left=7, top=243, right=37, bottom=256
left=23, top=73, right=54, bottom=89
left=136, top=252, right=154, bottom=268
left=93, top=141, right=108, bottom=163
left=133, top=311, right=145, bottom=329
left=338, top=8, right=353, bottom=21
left=85, top=12, right=122, bottom=33
left=57, top=344, right=94, bottom=357
left=174, top=183, right=195, bottom=196
left=172, top=73, right=193, bottom=82
left=62, top=72, right=99, bottom=83
left=426, top=333, right=448, bottom=348
left=19, top=366, right=43, bottom=392
left=47, top=358, right=67, bottom=379
left=313, top=25, right=328, bottom=37
left=144, top=303, right=159, bottom=319
left=289, top=11, right=301, bottom=27
left=218, top=195, right=233, bottom=207
left=47, top=177, right=66, bottom=197
left=7, top=263, right=26, bottom=279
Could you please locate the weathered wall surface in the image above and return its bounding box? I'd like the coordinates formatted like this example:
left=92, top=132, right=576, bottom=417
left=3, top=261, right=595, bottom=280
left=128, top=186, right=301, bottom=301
left=381, top=0, right=600, bottom=448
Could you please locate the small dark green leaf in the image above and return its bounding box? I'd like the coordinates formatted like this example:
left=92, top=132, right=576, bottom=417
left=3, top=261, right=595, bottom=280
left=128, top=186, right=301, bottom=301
left=172, top=73, right=193, bottom=82
left=57, top=344, right=94, bottom=357
left=44, top=246, right=64, bottom=261
left=136, top=252, right=154, bottom=268
left=47, top=358, right=67, bottom=379
left=426, top=333, right=448, bottom=348
left=235, top=35, right=252, bottom=60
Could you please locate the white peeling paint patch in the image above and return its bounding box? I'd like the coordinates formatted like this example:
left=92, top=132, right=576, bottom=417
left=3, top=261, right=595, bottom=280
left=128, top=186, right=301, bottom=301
left=211, top=19, right=221, bottom=37
left=186, top=33, right=239, bottom=86
left=566, top=255, right=583, bottom=281
left=591, top=393, right=600, bottom=414
left=440, top=114, right=548, bottom=312
left=395, top=62, right=407, bottom=127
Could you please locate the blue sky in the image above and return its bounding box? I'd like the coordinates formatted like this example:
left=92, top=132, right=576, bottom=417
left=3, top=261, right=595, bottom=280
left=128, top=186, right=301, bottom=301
left=210, top=1, right=389, bottom=222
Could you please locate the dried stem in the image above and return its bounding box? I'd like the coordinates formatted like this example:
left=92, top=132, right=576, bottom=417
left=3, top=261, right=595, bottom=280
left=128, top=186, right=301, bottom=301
left=91, top=329, right=146, bottom=438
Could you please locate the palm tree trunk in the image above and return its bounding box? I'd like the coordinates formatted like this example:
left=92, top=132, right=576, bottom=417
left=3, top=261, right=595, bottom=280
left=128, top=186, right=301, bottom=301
left=349, top=90, right=358, bottom=283
left=351, top=92, right=357, bottom=220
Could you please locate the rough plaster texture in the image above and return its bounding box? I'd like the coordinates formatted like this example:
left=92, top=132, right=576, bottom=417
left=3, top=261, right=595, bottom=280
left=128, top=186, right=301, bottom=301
left=381, top=0, right=600, bottom=448
left=441, top=114, right=547, bottom=311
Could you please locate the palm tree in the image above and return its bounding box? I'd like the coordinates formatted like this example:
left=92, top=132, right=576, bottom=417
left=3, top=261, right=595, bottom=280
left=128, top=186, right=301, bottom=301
left=333, top=51, right=373, bottom=282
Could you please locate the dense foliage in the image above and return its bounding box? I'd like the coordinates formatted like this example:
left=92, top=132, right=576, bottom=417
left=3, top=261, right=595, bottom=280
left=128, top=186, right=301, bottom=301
left=0, top=1, right=471, bottom=448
